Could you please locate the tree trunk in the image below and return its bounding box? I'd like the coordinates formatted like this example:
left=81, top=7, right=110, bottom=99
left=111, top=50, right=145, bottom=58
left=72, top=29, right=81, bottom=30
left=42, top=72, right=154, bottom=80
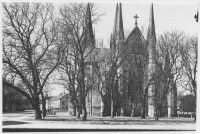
left=41, top=92, right=46, bottom=119
left=131, top=104, right=136, bottom=117
left=42, top=98, right=46, bottom=119
left=77, top=109, right=81, bottom=118
left=76, top=105, right=80, bottom=118
left=3, top=86, right=6, bottom=112
left=173, top=82, right=178, bottom=117
left=34, top=107, right=42, bottom=120
left=14, top=101, right=16, bottom=111
left=3, top=95, right=6, bottom=112
left=194, top=96, right=196, bottom=121
left=155, top=108, right=159, bottom=121
left=76, top=99, right=80, bottom=118
left=18, top=98, right=21, bottom=110
left=69, top=92, right=76, bottom=116
left=102, top=100, right=107, bottom=117
left=34, top=96, right=42, bottom=120
left=9, top=102, right=12, bottom=111
left=72, top=101, right=76, bottom=116
left=81, top=97, right=87, bottom=121
left=159, top=106, right=162, bottom=117
left=111, top=92, right=114, bottom=118
left=141, top=100, right=146, bottom=118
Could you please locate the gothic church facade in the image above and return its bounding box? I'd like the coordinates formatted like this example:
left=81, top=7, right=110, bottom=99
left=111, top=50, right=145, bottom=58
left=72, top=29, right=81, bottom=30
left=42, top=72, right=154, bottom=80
left=68, top=3, right=177, bottom=117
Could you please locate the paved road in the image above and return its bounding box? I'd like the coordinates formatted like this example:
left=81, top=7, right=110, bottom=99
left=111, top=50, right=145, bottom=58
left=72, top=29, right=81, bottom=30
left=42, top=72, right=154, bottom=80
left=2, top=111, right=196, bottom=131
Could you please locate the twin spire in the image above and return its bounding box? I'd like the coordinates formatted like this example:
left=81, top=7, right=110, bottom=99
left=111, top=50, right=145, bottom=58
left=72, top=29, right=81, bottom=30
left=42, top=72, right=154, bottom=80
left=112, top=3, right=156, bottom=38
left=111, top=3, right=156, bottom=50
left=113, top=3, right=124, bottom=41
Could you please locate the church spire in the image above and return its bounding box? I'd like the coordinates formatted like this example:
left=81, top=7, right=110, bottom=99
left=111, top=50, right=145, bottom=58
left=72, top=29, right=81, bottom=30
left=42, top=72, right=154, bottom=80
left=113, top=3, right=124, bottom=51
left=147, top=3, right=156, bottom=59
left=85, top=3, right=94, bottom=48
left=147, top=3, right=157, bottom=118
left=147, top=3, right=156, bottom=39
left=117, top=3, right=124, bottom=34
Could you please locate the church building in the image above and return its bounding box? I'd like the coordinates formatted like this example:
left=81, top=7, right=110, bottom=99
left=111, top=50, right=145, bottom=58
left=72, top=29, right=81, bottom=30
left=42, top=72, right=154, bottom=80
left=68, top=3, right=177, bottom=118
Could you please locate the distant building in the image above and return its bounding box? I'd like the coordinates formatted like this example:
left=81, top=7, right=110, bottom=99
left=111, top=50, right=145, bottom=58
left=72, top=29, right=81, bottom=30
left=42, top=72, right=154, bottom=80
left=178, top=94, right=195, bottom=113
left=60, top=94, right=68, bottom=111
left=47, top=93, right=68, bottom=111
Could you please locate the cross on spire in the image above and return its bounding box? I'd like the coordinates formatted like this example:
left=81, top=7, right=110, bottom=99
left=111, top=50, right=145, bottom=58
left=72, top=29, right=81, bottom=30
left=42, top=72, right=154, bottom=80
left=134, top=14, right=139, bottom=26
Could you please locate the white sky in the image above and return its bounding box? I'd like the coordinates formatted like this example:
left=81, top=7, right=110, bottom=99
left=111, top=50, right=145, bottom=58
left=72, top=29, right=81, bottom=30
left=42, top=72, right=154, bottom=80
left=95, top=3, right=199, bottom=47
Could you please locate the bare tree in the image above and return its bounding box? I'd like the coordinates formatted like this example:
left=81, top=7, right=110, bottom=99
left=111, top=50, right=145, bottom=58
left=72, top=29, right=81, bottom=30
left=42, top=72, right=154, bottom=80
left=179, top=34, right=197, bottom=121
left=58, top=3, right=102, bottom=120
left=2, top=2, right=64, bottom=120
left=152, top=30, right=185, bottom=121
left=91, top=43, right=111, bottom=117
left=126, top=69, right=141, bottom=117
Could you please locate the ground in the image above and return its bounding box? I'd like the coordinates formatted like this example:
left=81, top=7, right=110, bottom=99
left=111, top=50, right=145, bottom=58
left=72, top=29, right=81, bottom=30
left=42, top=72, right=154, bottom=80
left=2, top=110, right=196, bottom=132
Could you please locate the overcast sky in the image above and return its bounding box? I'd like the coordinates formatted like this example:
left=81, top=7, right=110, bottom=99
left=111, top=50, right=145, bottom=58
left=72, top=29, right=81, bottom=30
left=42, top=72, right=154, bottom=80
left=94, top=3, right=198, bottom=47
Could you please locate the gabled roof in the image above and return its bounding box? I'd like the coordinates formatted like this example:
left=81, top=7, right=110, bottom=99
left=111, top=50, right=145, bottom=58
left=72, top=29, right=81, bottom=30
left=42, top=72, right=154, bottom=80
left=125, top=26, right=147, bottom=54
left=59, top=94, right=68, bottom=100
left=126, top=26, right=146, bottom=43
left=50, top=93, right=68, bottom=101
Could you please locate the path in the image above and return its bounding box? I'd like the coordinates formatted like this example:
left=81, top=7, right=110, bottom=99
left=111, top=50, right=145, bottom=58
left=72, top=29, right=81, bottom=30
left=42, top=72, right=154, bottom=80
left=2, top=110, right=196, bottom=131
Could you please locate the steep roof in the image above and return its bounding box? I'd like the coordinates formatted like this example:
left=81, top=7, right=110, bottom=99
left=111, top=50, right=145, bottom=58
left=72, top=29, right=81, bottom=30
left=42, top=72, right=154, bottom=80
left=59, top=94, right=68, bottom=100
left=125, top=26, right=147, bottom=54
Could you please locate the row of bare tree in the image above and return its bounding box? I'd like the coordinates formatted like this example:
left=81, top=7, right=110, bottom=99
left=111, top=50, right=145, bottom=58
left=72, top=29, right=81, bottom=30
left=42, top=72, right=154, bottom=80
left=93, top=29, right=197, bottom=121
left=2, top=2, right=197, bottom=121
left=2, top=2, right=100, bottom=120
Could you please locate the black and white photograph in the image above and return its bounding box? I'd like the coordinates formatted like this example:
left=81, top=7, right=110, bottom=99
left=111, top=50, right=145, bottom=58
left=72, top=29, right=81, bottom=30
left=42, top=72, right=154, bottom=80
left=1, top=0, right=199, bottom=132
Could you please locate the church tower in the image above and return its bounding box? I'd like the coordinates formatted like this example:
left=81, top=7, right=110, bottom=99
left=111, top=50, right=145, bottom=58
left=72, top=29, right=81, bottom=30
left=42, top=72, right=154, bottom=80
left=113, top=3, right=124, bottom=50
left=113, top=3, right=125, bottom=116
left=147, top=3, right=157, bottom=117
left=85, top=3, right=95, bottom=48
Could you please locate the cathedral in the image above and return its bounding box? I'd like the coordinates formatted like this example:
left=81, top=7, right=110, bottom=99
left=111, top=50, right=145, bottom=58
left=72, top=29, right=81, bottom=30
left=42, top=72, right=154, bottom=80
left=68, top=3, right=177, bottom=118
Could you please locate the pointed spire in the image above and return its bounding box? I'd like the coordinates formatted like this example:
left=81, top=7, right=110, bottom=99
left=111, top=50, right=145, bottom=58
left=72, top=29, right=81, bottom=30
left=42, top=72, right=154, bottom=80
left=147, top=3, right=157, bottom=61
left=118, top=3, right=124, bottom=34
left=147, top=3, right=156, bottom=39
left=113, top=3, right=124, bottom=51
left=85, top=3, right=94, bottom=48
left=147, top=4, right=157, bottom=118
left=113, top=3, right=118, bottom=36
